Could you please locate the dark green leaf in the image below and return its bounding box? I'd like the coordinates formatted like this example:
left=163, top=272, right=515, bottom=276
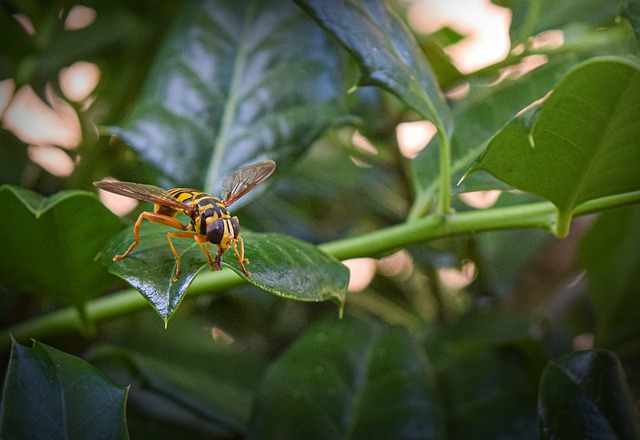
left=102, top=223, right=208, bottom=324
left=103, top=223, right=348, bottom=322
left=294, top=0, right=452, bottom=132
left=111, top=0, right=344, bottom=194
left=580, top=205, right=640, bottom=350
left=0, top=339, right=129, bottom=440
left=0, top=186, right=125, bottom=306
left=538, top=349, right=640, bottom=439
left=464, top=57, right=640, bottom=236
left=248, top=315, right=443, bottom=440
left=226, top=232, right=349, bottom=306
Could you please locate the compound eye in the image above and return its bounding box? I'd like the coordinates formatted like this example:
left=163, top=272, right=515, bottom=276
left=206, top=219, right=225, bottom=244
left=230, top=217, right=240, bottom=238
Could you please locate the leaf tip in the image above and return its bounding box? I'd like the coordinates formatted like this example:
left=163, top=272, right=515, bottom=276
left=457, top=165, right=475, bottom=187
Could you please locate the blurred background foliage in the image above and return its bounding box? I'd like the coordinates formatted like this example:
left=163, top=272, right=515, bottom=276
left=1, top=0, right=640, bottom=438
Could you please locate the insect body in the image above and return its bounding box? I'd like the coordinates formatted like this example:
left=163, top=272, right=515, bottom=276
left=94, top=160, right=275, bottom=281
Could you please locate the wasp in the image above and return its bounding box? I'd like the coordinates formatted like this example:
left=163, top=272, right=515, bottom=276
left=94, top=160, right=275, bottom=281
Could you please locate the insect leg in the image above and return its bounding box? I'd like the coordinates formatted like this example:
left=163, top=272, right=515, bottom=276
left=165, top=231, right=218, bottom=281
left=231, top=236, right=251, bottom=277
left=213, top=247, right=225, bottom=272
left=164, top=231, right=197, bottom=281
left=114, top=212, right=187, bottom=262
left=193, top=234, right=217, bottom=271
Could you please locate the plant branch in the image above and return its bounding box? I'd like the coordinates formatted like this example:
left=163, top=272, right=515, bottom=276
left=407, top=136, right=487, bottom=222
left=2, top=190, right=640, bottom=352
left=437, top=129, right=452, bottom=215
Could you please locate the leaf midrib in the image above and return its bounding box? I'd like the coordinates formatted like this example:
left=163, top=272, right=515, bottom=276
left=204, top=1, right=258, bottom=194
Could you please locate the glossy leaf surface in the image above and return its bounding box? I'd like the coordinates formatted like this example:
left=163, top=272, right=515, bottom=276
left=294, top=0, right=452, bottom=131
left=464, top=57, right=640, bottom=236
left=248, top=316, right=442, bottom=440
left=0, top=340, right=128, bottom=440
left=103, top=223, right=348, bottom=322
left=538, top=350, right=640, bottom=439
left=111, top=0, right=344, bottom=195
left=0, top=186, right=125, bottom=306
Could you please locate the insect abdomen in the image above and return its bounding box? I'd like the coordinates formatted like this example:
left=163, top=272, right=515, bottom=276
left=151, top=188, right=199, bottom=217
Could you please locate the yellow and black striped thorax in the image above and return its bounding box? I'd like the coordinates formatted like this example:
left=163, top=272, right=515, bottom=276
left=157, top=189, right=240, bottom=247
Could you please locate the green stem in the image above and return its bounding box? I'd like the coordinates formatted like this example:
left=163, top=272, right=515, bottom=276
left=320, top=200, right=554, bottom=260
left=437, top=129, right=452, bottom=215
left=75, top=303, right=96, bottom=337
left=407, top=190, right=434, bottom=222
left=407, top=132, right=485, bottom=222
left=2, top=190, right=640, bottom=352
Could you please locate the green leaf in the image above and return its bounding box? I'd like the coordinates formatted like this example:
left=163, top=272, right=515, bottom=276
left=538, top=349, right=640, bottom=439
left=464, top=57, right=640, bottom=236
left=409, top=59, right=576, bottom=218
left=580, top=205, right=640, bottom=351
left=294, top=0, right=452, bottom=132
left=0, top=339, right=129, bottom=440
left=110, top=0, right=345, bottom=195
left=0, top=186, right=125, bottom=307
left=247, top=315, right=443, bottom=440
left=103, top=223, right=348, bottom=323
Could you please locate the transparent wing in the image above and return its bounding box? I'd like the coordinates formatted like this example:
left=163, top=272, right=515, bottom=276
left=93, top=180, right=195, bottom=213
left=221, top=160, right=276, bottom=207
